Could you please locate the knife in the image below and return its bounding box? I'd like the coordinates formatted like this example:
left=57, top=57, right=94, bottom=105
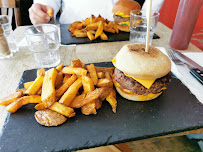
left=171, top=48, right=203, bottom=70
left=170, top=48, right=203, bottom=85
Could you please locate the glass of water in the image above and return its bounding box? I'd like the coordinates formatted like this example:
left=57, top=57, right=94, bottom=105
left=130, top=10, right=159, bottom=44
left=25, top=24, right=61, bottom=68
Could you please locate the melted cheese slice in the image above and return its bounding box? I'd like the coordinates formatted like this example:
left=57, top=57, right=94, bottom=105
left=112, top=56, right=155, bottom=89
left=115, top=12, right=130, bottom=18
left=118, top=21, right=130, bottom=26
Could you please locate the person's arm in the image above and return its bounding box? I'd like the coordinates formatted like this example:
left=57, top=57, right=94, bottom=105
left=29, top=0, right=61, bottom=25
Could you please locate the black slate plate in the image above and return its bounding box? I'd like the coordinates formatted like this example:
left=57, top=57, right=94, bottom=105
left=1, top=62, right=203, bottom=152
left=60, top=24, right=160, bottom=45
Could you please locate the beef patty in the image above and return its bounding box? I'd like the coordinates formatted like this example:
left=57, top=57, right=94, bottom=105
left=113, top=15, right=130, bottom=23
left=114, top=68, right=171, bottom=95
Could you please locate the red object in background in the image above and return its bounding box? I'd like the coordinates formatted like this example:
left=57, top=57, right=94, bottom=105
left=169, top=0, right=202, bottom=50
left=159, top=0, right=203, bottom=50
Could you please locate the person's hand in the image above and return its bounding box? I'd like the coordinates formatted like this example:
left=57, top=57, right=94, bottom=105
left=29, top=3, right=54, bottom=25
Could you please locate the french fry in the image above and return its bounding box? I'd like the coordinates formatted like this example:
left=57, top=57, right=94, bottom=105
left=6, top=95, right=41, bottom=113
left=95, top=99, right=102, bottom=109
left=49, top=102, right=75, bottom=118
left=41, top=68, right=58, bottom=108
left=88, top=30, right=96, bottom=35
left=59, top=77, right=82, bottom=106
left=63, top=74, right=71, bottom=83
left=47, top=9, right=53, bottom=17
left=87, top=64, right=98, bottom=85
left=62, top=66, right=87, bottom=76
left=70, top=21, right=83, bottom=30
left=85, top=22, right=100, bottom=31
left=93, top=15, right=106, bottom=23
left=83, top=18, right=90, bottom=26
left=96, top=78, right=113, bottom=87
left=37, top=68, right=45, bottom=77
left=56, top=74, right=77, bottom=97
left=72, top=30, right=87, bottom=37
left=55, top=72, right=63, bottom=89
left=97, top=72, right=105, bottom=78
left=82, top=75, right=95, bottom=93
left=16, top=88, right=27, bottom=93
left=103, top=26, right=115, bottom=33
left=113, top=23, right=119, bottom=33
left=36, top=87, right=42, bottom=95
left=24, top=81, right=34, bottom=89
left=35, top=102, right=46, bottom=110
left=106, top=89, right=117, bottom=113
left=100, top=32, right=108, bottom=40
left=99, top=87, right=112, bottom=101
left=24, top=75, right=44, bottom=95
left=107, top=21, right=114, bottom=29
left=90, top=14, right=95, bottom=24
left=81, top=102, right=97, bottom=115
left=56, top=64, right=63, bottom=71
left=87, top=31, right=95, bottom=41
left=71, top=59, right=86, bottom=68
left=0, top=91, right=23, bottom=106
left=95, top=21, right=103, bottom=39
left=70, top=88, right=102, bottom=108
left=95, top=66, right=115, bottom=73
left=105, top=71, right=112, bottom=80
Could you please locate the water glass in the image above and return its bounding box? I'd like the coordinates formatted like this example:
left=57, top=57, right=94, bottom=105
left=0, top=15, right=19, bottom=53
left=130, top=10, right=159, bottom=44
left=25, top=24, right=61, bottom=68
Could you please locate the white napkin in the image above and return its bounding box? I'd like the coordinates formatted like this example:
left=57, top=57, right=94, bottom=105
left=157, top=47, right=203, bottom=104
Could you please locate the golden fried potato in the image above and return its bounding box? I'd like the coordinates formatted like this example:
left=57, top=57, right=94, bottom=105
left=56, top=74, right=77, bottom=97
left=97, top=72, right=105, bottom=78
left=82, top=75, right=95, bottom=94
left=62, top=66, right=87, bottom=76
left=41, top=68, right=58, bottom=108
left=81, top=102, right=97, bottom=115
left=63, top=74, right=71, bottom=83
left=87, top=64, right=98, bottom=85
left=71, top=59, right=86, bottom=68
left=56, top=64, right=64, bottom=71
left=49, top=102, right=75, bottom=118
left=87, top=31, right=95, bottom=41
left=24, top=81, right=34, bottom=89
left=6, top=95, right=41, bottom=113
left=0, top=91, right=23, bottom=106
left=96, top=78, right=113, bottom=87
left=24, top=75, right=44, bottom=95
left=37, top=68, right=45, bottom=77
left=59, top=77, right=82, bottom=106
left=100, top=32, right=108, bottom=40
left=85, top=22, right=100, bottom=31
left=95, top=21, right=103, bottom=39
left=106, top=89, right=117, bottom=113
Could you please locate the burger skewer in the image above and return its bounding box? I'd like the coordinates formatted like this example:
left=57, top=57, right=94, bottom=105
left=145, top=0, right=152, bottom=53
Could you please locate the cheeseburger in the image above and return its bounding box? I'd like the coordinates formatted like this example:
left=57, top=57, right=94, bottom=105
left=112, top=44, right=171, bottom=101
left=112, top=0, right=141, bottom=32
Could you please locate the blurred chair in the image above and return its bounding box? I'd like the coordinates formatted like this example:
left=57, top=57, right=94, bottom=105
left=0, top=0, right=21, bottom=28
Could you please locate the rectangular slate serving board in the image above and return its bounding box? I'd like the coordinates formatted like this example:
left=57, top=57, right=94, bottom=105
left=60, top=24, right=160, bottom=45
left=1, top=62, right=203, bottom=152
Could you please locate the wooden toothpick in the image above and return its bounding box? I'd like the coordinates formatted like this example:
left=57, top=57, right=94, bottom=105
left=145, top=0, right=152, bottom=53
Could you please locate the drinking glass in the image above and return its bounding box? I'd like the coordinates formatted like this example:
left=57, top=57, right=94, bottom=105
left=0, top=15, right=19, bottom=53
left=25, top=24, right=61, bottom=68
left=130, top=10, right=159, bottom=44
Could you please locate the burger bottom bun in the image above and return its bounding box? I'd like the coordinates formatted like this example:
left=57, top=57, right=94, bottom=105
left=115, top=87, right=162, bottom=101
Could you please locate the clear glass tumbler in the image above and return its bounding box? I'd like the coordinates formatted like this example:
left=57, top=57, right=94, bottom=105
left=130, top=10, right=159, bottom=44
left=25, top=24, right=61, bottom=68
left=0, top=15, right=19, bottom=53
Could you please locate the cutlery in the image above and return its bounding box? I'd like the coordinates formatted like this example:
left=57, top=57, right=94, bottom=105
left=171, top=48, right=203, bottom=70
left=166, top=49, right=203, bottom=85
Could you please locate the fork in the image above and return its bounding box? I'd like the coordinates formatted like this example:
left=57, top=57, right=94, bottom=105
left=166, top=49, right=184, bottom=65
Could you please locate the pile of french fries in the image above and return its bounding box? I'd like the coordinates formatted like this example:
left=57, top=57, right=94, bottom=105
left=0, top=59, right=118, bottom=125
left=68, top=14, right=129, bottom=41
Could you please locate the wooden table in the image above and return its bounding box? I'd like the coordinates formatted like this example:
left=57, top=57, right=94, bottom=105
left=0, top=22, right=202, bottom=152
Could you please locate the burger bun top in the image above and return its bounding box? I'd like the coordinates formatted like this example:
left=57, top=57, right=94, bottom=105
left=112, top=0, right=141, bottom=16
left=116, top=44, right=171, bottom=80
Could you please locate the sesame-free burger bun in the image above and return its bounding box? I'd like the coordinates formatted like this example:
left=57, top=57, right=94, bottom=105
left=112, top=0, right=141, bottom=16
left=116, top=44, right=171, bottom=80
left=115, top=87, right=163, bottom=101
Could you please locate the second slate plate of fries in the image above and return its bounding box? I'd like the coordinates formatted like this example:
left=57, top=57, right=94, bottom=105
left=61, top=14, right=131, bottom=45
